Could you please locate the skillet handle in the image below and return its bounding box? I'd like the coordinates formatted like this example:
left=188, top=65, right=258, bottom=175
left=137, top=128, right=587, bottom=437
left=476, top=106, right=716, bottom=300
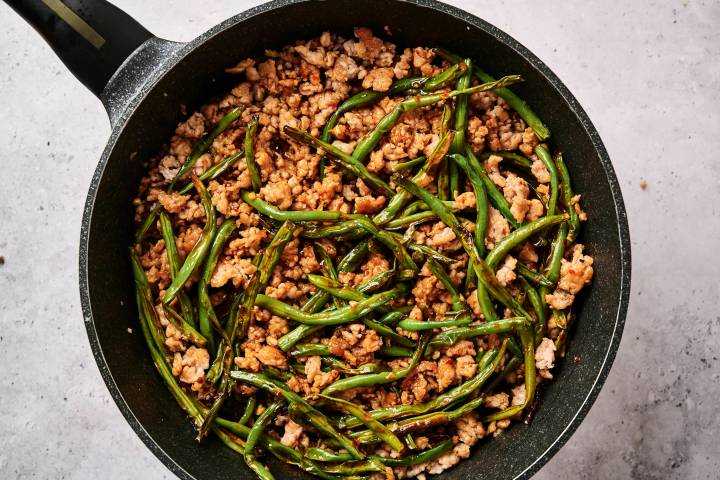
left=4, top=0, right=153, bottom=97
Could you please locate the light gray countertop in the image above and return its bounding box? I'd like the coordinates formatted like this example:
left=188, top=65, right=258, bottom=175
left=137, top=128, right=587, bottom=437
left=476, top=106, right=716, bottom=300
left=1, top=1, right=718, bottom=478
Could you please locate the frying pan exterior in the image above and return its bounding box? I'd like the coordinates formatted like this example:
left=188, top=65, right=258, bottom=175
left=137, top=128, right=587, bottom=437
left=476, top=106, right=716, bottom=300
left=8, top=0, right=631, bottom=478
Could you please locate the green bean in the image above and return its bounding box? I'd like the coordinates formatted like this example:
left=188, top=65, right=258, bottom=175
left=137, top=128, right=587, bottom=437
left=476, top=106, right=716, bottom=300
left=305, top=448, right=355, bottom=463
left=230, top=371, right=364, bottom=460
left=351, top=75, right=522, bottom=165
left=320, top=460, right=385, bottom=475
left=238, top=396, right=257, bottom=425
left=315, top=394, right=405, bottom=452
left=485, top=214, right=567, bottom=269
left=134, top=204, right=161, bottom=244
left=535, top=145, right=559, bottom=216
left=519, top=276, right=545, bottom=342
left=245, top=400, right=282, bottom=455
left=384, top=210, right=439, bottom=230
left=198, top=350, right=233, bottom=441
left=316, top=245, right=344, bottom=310
left=322, top=336, right=429, bottom=395
left=392, top=175, right=532, bottom=322
left=244, top=114, right=262, bottom=193
left=334, top=360, right=383, bottom=375
left=544, top=222, right=568, bottom=286
left=537, top=222, right=569, bottom=341
left=426, top=317, right=522, bottom=352
left=465, top=147, right=520, bottom=229
left=555, top=153, right=580, bottom=241
left=159, top=212, right=197, bottom=330
left=377, top=438, right=453, bottom=467
left=255, top=284, right=408, bottom=326
left=450, top=153, right=488, bottom=257
left=163, top=175, right=216, bottom=306
left=296, top=358, right=383, bottom=375
left=377, top=310, right=406, bottom=326
left=359, top=267, right=396, bottom=293
left=198, top=219, right=236, bottom=350
left=284, top=126, right=394, bottom=197
left=365, top=318, right=417, bottom=347
left=302, top=217, right=417, bottom=272
left=436, top=49, right=550, bottom=141
left=400, top=199, right=429, bottom=217
left=438, top=103, right=454, bottom=201
left=447, top=59, right=471, bottom=200
left=377, top=346, right=414, bottom=357
left=306, top=274, right=389, bottom=310
left=168, top=107, right=244, bottom=191
left=449, top=156, right=460, bottom=200
left=316, top=245, right=338, bottom=282
left=417, top=62, right=467, bottom=93
left=236, top=221, right=297, bottom=341
left=278, top=325, right=323, bottom=354
left=397, top=315, right=473, bottom=331
left=130, top=249, right=170, bottom=361
left=338, top=346, right=503, bottom=429
left=391, top=156, right=427, bottom=172
left=337, top=240, right=372, bottom=270
left=464, top=262, right=477, bottom=292
left=478, top=150, right=533, bottom=170
left=373, top=130, right=454, bottom=225
left=517, top=262, right=553, bottom=288
left=405, top=241, right=456, bottom=264
left=290, top=343, right=330, bottom=357
left=178, top=150, right=244, bottom=195
left=451, top=58, right=472, bottom=154
left=239, top=191, right=352, bottom=222
left=437, top=157, right=450, bottom=201
left=384, top=231, right=456, bottom=265
left=243, top=454, right=275, bottom=480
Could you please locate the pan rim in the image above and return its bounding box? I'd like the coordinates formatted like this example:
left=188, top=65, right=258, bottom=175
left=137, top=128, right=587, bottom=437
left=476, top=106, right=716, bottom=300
left=79, top=1, right=631, bottom=478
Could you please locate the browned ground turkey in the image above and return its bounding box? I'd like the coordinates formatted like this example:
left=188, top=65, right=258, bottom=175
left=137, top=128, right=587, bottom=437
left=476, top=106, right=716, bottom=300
left=133, top=27, right=593, bottom=478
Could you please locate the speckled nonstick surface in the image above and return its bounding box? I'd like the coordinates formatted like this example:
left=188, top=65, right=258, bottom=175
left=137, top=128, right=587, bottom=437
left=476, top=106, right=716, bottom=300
left=6, top=0, right=630, bottom=478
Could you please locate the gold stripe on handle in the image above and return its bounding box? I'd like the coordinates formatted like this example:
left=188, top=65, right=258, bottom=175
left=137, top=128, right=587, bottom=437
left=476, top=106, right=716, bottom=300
left=40, top=0, right=106, bottom=49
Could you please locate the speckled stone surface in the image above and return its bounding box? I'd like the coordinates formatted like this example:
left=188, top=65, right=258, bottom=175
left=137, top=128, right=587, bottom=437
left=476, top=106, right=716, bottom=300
left=0, top=1, right=717, bottom=479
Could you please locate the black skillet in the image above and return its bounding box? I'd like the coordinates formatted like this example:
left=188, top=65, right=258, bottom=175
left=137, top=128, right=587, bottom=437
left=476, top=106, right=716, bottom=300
left=6, top=0, right=631, bottom=478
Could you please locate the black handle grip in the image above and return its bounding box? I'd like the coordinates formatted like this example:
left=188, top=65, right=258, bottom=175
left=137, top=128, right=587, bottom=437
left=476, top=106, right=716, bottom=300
left=4, top=0, right=153, bottom=97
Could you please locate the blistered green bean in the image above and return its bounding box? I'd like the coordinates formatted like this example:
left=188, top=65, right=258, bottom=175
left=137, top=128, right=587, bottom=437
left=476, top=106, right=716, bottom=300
left=163, top=175, right=216, bottom=306
left=244, top=114, right=262, bottom=192
left=169, top=107, right=244, bottom=191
